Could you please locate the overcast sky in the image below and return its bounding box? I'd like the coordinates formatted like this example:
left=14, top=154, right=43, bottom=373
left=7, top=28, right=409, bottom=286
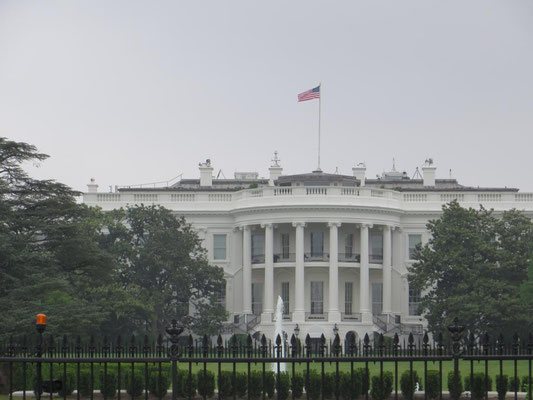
left=1, top=1, right=532, bottom=193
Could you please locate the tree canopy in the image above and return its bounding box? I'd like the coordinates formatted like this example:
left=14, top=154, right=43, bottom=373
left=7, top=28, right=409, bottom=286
left=408, top=200, right=533, bottom=337
left=0, top=137, right=226, bottom=340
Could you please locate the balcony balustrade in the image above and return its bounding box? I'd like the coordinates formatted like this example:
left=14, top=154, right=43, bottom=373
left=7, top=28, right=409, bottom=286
left=341, top=312, right=362, bottom=322
left=274, top=253, right=296, bottom=262
left=338, top=253, right=361, bottom=263
left=369, top=254, right=383, bottom=263
left=304, top=252, right=330, bottom=262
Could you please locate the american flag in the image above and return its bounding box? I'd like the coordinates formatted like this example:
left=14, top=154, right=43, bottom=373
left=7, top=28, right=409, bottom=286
left=297, top=85, right=320, bottom=102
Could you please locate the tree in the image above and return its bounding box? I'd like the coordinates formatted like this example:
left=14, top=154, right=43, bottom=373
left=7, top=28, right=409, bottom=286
left=408, top=200, right=533, bottom=337
left=99, top=204, right=227, bottom=336
left=0, top=137, right=115, bottom=340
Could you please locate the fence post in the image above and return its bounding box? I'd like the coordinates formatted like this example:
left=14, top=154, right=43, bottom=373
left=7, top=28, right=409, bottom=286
left=166, top=320, right=184, bottom=400
left=447, top=317, right=465, bottom=391
left=35, top=314, right=47, bottom=400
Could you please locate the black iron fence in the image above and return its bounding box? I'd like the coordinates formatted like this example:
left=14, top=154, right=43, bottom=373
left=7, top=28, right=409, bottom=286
left=1, top=317, right=533, bottom=400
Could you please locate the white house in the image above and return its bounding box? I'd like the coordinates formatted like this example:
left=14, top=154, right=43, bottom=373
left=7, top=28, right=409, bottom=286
left=83, top=156, right=533, bottom=343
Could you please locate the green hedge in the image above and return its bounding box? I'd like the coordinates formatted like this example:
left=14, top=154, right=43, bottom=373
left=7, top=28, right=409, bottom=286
left=448, top=371, right=463, bottom=400
left=370, top=372, right=393, bottom=400
left=400, top=370, right=421, bottom=400
left=426, top=370, right=440, bottom=400
left=148, top=370, right=169, bottom=399
left=464, top=373, right=492, bottom=400
left=291, top=374, right=304, bottom=399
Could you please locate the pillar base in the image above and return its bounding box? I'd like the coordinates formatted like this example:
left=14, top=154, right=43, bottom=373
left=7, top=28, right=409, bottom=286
left=292, top=310, right=305, bottom=323
left=261, top=312, right=273, bottom=324
left=328, top=310, right=341, bottom=323
left=361, top=311, right=373, bottom=324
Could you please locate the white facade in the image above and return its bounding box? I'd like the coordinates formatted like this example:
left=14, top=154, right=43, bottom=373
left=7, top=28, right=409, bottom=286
left=83, top=158, right=533, bottom=342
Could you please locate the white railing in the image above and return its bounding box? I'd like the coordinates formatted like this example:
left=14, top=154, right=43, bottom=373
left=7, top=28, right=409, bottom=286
left=478, top=193, right=502, bottom=202
left=134, top=194, right=158, bottom=202
left=341, top=187, right=360, bottom=196
left=208, top=193, right=232, bottom=202
left=96, top=193, right=121, bottom=202
left=440, top=193, right=465, bottom=202
left=403, top=193, right=428, bottom=202
left=274, top=187, right=292, bottom=196
left=516, top=193, right=533, bottom=202
left=306, top=187, right=327, bottom=195
left=171, top=193, right=195, bottom=202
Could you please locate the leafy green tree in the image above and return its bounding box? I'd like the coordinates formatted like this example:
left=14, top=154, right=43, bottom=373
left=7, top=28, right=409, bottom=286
left=0, top=137, right=114, bottom=340
left=99, top=205, right=227, bottom=335
left=409, top=201, right=533, bottom=337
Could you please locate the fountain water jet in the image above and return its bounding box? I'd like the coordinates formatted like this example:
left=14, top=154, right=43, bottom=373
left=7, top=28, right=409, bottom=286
left=272, top=296, right=286, bottom=372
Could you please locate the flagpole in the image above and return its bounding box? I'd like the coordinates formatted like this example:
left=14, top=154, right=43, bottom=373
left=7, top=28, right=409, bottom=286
left=318, top=82, right=321, bottom=171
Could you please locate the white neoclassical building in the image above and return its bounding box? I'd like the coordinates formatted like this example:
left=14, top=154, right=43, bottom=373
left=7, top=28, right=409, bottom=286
left=83, top=156, right=533, bottom=343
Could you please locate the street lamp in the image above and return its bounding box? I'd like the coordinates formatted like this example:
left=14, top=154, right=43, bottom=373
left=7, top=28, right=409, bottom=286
left=294, top=324, right=300, bottom=338
left=333, top=323, right=339, bottom=336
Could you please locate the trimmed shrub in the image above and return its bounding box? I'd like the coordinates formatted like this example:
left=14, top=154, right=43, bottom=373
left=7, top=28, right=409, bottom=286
left=522, top=376, right=532, bottom=392
left=264, top=372, right=276, bottom=398
left=447, top=371, right=463, bottom=400
left=370, top=372, right=393, bottom=400
left=509, top=376, right=521, bottom=392
left=322, top=373, right=335, bottom=400
left=148, top=370, right=168, bottom=399
left=305, top=372, right=322, bottom=400
left=197, top=370, right=215, bottom=399
left=339, top=372, right=362, bottom=400
left=248, top=372, right=263, bottom=400
left=78, top=370, right=94, bottom=397
left=58, top=371, right=76, bottom=397
left=496, top=375, right=508, bottom=400
left=400, top=370, right=420, bottom=400
left=464, top=373, right=492, bottom=400
left=125, top=370, right=144, bottom=398
left=183, top=373, right=197, bottom=398
left=425, top=371, right=440, bottom=400
left=291, top=374, right=304, bottom=399
left=218, top=371, right=233, bottom=399
left=99, top=370, right=118, bottom=398
left=276, top=372, right=290, bottom=400
left=235, top=373, right=248, bottom=398
left=356, top=368, right=370, bottom=396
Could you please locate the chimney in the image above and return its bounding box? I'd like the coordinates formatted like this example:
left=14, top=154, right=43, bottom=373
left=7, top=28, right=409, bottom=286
left=199, top=159, right=214, bottom=187
left=269, top=151, right=282, bottom=186
left=352, top=163, right=366, bottom=186
left=421, top=158, right=436, bottom=187
left=87, top=178, right=98, bottom=193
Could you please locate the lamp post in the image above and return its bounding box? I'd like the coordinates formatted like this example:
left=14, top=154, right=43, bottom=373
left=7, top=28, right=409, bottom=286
left=35, top=314, right=47, bottom=400
left=294, top=324, right=300, bottom=338
left=333, top=323, right=339, bottom=336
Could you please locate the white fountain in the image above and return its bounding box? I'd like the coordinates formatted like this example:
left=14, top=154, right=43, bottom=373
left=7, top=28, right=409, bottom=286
left=272, top=295, right=287, bottom=372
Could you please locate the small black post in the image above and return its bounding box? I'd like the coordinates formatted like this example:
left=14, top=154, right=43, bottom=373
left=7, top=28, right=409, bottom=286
left=35, top=314, right=47, bottom=400
left=166, top=320, right=184, bottom=400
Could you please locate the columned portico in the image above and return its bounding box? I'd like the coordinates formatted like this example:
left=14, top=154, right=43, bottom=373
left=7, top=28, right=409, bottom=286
left=292, top=222, right=306, bottom=322
left=359, top=223, right=372, bottom=323
left=242, top=225, right=252, bottom=314
left=382, top=225, right=392, bottom=314
left=328, top=222, right=341, bottom=322
left=262, top=223, right=274, bottom=322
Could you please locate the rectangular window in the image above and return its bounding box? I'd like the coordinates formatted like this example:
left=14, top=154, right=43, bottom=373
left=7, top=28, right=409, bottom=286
left=252, top=234, right=265, bottom=263
left=281, top=233, right=290, bottom=259
left=215, top=282, right=226, bottom=308
left=408, top=234, right=422, bottom=260
left=345, top=234, right=353, bottom=258
left=370, top=234, right=383, bottom=262
left=281, top=282, right=290, bottom=315
left=372, top=283, right=383, bottom=315
left=344, top=282, right=353, bottom=315
left=310, top=281, right=324, bottom=314
left=213, top=234, right=227, bottom=260
left=409, top=288, right=421, bottom=315
left=252, top=283, right=263, bottom=315
left=310, top=232, right=324, bottom=257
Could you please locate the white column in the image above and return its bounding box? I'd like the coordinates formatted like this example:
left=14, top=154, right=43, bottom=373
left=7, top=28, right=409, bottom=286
left=359, top=223, right=372, bottom=323
left=262, top=223, right=274, bottom=322
left=328, top=222, right=341, bottom=322
left=382, top=225, right=392, bottom=314
left=292, top=222, right=306, bottom=322
left=242, top=226, right=252, bottom=314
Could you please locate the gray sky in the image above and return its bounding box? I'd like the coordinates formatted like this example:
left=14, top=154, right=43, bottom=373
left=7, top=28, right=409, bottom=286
left=1, top=0, right=532, bottom=192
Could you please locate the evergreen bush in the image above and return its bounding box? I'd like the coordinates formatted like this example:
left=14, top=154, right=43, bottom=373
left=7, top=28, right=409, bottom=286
left=509, top=376, right=521, bottom=392
left=400, top=370, right=420, bottom=400
left=339, top=372, right=362, bottom=400
left=355, top=368, right=370, bottom=396
left=248, top=372, right=263, bottom=400
left=58, top=371, right=76, bottom=397
left=235, top=373, right=248, bottom=398
left=425, top=371, right=440, bottom=400
left=464, top=373, right=491, bottom=400
left=322, top=373, right=335, bottom=399
left=197, top=370, right=215, bottom=399
left=182, top=373, right=197, bottom=398
left=218, top=371, right=233, bottom=399
left=521, top=376, right=532, bottom=392
left=496, top=375, right=508, bottom=400
left=291, top=374, right=304, bottom=399
left=370, top=372, right=393, bottom=400
left=124, top=370, right=144, bottom=398
left=447, top=371, right=463, bottom=400
left=305, top=372, right=322, bottom=400
left=99, top=370, right=117, bottom=398
left=264, top=372, right=275, bottom=398
left=78, top=370, right=94, bottom=397
left=276, top=372, right=290, bottom=400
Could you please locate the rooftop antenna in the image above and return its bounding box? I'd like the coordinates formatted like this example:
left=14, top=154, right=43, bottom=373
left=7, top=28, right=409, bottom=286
left=412, top=167, right=423, bottom=179
left=216, top=169, right=226, bottom=179
left=271, top=151, right=281, bottom=167
left=334, top=167, right=339, bottom=174
left=392, top=158, right=397, bottom=172
left=449, top=169, right=452, bottom=179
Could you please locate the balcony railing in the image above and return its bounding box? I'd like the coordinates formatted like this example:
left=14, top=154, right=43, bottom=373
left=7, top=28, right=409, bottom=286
left=304, top=252, right=329, bottom=262
left=274, top=253, right=296, bottom=262
left=251, top=254, right=265, bottom=264
left=369, top=254, right=383, bottom=263
left=341, top=312, right=362, bottom=322
left=305, top=312, right=326, bottom=320
left=338, top=253, right=361, bottom=262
